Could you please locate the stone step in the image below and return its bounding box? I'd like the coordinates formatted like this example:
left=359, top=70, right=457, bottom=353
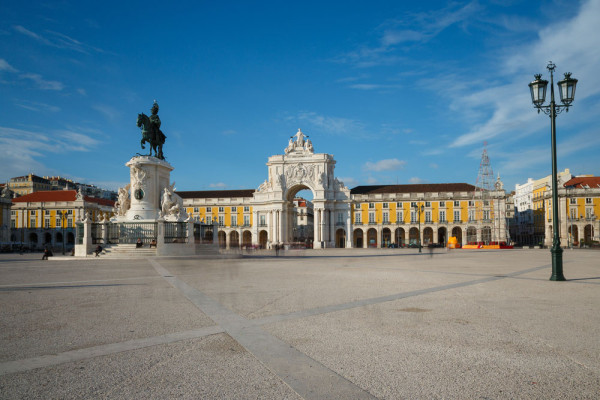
left=101, top=244, right=157, bottom=257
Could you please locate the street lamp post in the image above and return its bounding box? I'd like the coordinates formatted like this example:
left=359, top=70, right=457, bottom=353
left=529, top=61, right=578, bottom=281
left=413, top=203, right=424, bottom=253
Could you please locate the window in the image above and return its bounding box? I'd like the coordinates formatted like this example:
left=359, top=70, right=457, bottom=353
left=337, top=213, right=344, bottom=224
left=45, top=210, right=50, bottom=215
left=382, top=212, right=389, bottom=223
left=244, top=215, right=250, bottom=226
left=231, top=207, right=237, bottom=212
left=468, top=210, right=475, bottom=221
left=11, top=220, right=15, bottom=228
left=411, top=202, right=417, bottom=207
left=382, top=202, right=389, bottom=209
left=30, top=210, right=36, bottom=215
left=45, top=218, right=50, bottom=228
left=369, top=202, right=375, bottom=209
left=218, top=207, right=224, bottom=213
left=56, top=217, right=61, bottom=227
left=439, top=211, right=446, bottom=222
left=484, top=201, right=489, bottom=206
left=193, top=207, right=199, bottom=213
left=68, top=210, right=73, bottom=215
left=586, top=208, right=593, bottom=219
left=11, top=210, right=15, bottom=216
left=468, top=201, right=474, bottom=207
left=396, top=202, right=402, bottom=207
left=231, top=215, right=237, bottom=227
left=454, top=201, right=460, bottom=207
left=355, top=213, right=361, bottom=223
left=206, top=207, right=212, bottom=213
left=454, top=210, right=460, bottom=222
left=244, top=206, right=250, bottom=212
left=260, top=215, right=266, bottom=226
left=368, top=212, right=375, bottom=223
left=30, top=218, right=36, bottom=227
left=218, top=216, right=224, bottom=226
left=483, top=210, right=490, bottom=220
left=397, top=211, right=403, bottom=223
left=586, top=198, right=592, bottom=204
left=411, top=211, right=417, bottom=223
left=425, top=211, right=431, bottom=223
left=425, top=201, right=431, bottom=208
left=206, top=216, right=212, bottom=224
left=439, top=201, right=445, bottom=207
left=67, top=218, right=72, bottom=227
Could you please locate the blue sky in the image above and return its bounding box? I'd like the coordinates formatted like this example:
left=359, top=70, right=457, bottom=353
left=1, top=0, right=599, bottom=195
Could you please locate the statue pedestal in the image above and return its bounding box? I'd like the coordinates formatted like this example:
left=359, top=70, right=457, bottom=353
left=124, top=156, right=173, bottom=221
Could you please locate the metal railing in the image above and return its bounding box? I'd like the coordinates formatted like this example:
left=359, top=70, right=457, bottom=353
left=108, top=222, right=157, bottom=244
left=164, top=222, right=187, bottom=243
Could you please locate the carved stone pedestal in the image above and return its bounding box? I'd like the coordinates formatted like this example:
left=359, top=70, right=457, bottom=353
left=123, top=156, right=174, bottom=221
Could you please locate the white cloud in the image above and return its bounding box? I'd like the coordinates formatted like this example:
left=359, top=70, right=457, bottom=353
left=92, top=104, right=120, bottom=121
left=14, top=25, right=102, bottom=54
left=450, top=0, right=600, bottom=148
left=209, top=182, right=227, bottom=188
left=366, top=176, right=378, bottom=184
left=0, top=58, right=18, bottom=73
left=348, top=83, right=402, bottom=90
left=409, top=177, right=426, bottom=184
left=222, top=129, right=236, bottom=136
left=430, top=163, right=439, bottom=169
left=338, top=176, right=358, bottom=188
left=296, top=111, right=364, bottom=135
left=365, top=158, right=407, bottom=172
left=77, top=88, right=87, bottom=96
left=19, top=73, right=64, bottom=90
left=15, top=101, right=60, bottom=113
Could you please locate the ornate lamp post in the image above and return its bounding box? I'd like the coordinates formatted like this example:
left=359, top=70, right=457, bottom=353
left=413, top=203, right=424, bottom=253
left=529, top=62, right=578, bottom=281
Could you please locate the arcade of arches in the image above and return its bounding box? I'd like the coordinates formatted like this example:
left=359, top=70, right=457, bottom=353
left=178, top=130, right=512, bottom=249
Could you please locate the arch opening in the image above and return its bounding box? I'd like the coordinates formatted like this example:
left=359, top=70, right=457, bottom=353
left=285, top=184, right=315, bottom=247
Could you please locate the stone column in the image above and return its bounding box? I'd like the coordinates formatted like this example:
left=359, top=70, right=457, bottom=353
left=212, top=222, right=218, bottom=246
left=320, top=210, right=326, bottom=247
left=363, top=228, right=368, bottom=248
left=102, top=220, right=108, bottom=245
left=346, top=214, right=353, bottom=248
left=225, top=229, right=230, bottom=250
left=157, top=219, right=165, bottom=247
left=313, top=209, right=320, bottom=246
left=252, top=211, right=258, bottom=246
left=433, top=228, right=438, bottom=244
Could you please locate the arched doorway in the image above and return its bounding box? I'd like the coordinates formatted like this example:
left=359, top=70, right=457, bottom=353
left=218, top=231, right=226, bottom=248
left=584, top=224, right=593, bottom=246
left=354, top=229, right=363, bottom=248
left=204, top=229, right=213, bottom=242
left=230, top=231, right=239, bottom=248
left=367, top=228, right=377, bottom=248
left=67, top=232, right=75, bottom=245
left=56, top=232, right=63, bottom=243
left=382, top=228, right=391, bottom=247
left=466, top=226, right=477, bottom=244
left=335, top=229, right=346, bottom=248
left=284, top=184, right=315, bottom=246
left=438, top=227, right=447, bottom=246
left=395, top=228, right=405, bottom=246
left=44, top=232, right=52, bottom=244
left=568, top=225, right=578, bottom=245
left=242, top=231, right=252, bottom=248
left=452, top=226, right=462, bottom=246
left=29, top=232, right=38, bottom=247
left=409, top=227, right=419, bottom=246
left=481, top=226, right=491, bottom=244
left=259, top=230, right=268, bottom=249
left=423, top=227, right=433, bottom=245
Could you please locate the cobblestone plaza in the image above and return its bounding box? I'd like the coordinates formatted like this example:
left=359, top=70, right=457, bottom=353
left=1, top=249, right=598, bottom=399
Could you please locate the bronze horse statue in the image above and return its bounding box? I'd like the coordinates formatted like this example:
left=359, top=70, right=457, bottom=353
left=137, top=113, right=165, bottom=159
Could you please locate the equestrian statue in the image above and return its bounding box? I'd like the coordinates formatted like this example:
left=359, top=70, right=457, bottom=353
left=137, top=100, right=166, bottom=159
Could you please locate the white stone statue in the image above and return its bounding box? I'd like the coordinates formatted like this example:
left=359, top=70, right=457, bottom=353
left=294, top=129, right=305, bottom=147
left=161, top=182, right=187, bottom=220
left=132, top=166, right=147, bottom=190
left=305, top=138, right=313, bottom=153
left=258, top=180, right=269, bottom=192
left=114, top=184, right=131, bottom=216
left=285, top=137, right=294, bottom=154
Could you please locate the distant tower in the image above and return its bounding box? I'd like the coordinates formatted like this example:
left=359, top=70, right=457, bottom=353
left=469, top=142, right=496, bottom=244
left=475, top=142, right=495, bottom=196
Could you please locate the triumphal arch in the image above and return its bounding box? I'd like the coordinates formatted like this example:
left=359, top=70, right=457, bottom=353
left=252, top=129, right=352, bottom=248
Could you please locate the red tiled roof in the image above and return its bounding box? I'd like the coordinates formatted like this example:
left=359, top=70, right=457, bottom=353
left=350, top=183, right=478, bottom=195
left=563, top=176, right=600, bottom=189
left=12, top=190, right=114, bottom=206
left=176, top=190, right=255, bottom=199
